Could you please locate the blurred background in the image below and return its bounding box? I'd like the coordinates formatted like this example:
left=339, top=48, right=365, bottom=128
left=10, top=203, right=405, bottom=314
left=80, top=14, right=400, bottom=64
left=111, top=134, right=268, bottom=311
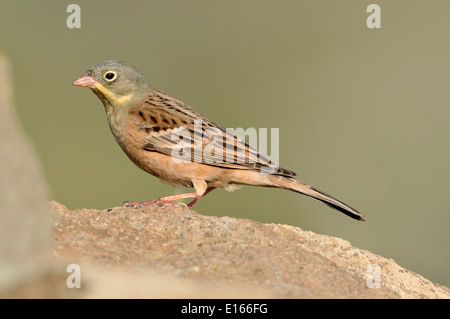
left=0, top=0, right=448, bottom=287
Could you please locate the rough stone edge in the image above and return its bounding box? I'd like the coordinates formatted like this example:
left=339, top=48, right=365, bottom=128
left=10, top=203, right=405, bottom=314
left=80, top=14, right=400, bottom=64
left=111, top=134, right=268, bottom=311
left=274, top=224, right=450, bottom=299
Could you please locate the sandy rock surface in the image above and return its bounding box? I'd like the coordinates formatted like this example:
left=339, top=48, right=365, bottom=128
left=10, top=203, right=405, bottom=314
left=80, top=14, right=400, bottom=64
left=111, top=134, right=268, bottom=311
left=50, top=201, right=450, bottom=298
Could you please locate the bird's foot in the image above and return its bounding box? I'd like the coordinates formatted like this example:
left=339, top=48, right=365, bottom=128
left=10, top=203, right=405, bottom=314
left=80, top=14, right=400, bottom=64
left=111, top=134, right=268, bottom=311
left=123, top=199, right=188, bottom=208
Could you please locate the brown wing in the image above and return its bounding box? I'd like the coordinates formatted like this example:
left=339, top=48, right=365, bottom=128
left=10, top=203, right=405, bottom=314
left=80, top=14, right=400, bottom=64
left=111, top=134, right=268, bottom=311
left=127, top=90, right=296, bottom=177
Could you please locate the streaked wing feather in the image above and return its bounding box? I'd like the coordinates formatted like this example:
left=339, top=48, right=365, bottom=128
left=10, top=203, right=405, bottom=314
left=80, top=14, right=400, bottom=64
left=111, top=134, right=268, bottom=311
left=128, top=91, right=296, bottom=177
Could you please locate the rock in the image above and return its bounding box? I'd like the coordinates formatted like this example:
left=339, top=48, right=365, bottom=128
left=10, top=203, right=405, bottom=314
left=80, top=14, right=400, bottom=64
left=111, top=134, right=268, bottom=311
left=51, top=201, right=450, bottom=298
left=0, top=53, right=61, bottom=297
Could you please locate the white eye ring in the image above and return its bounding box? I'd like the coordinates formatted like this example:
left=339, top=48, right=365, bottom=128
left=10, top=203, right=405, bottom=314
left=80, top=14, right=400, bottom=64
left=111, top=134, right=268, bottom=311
left=103, top=71, right=117, bottom=82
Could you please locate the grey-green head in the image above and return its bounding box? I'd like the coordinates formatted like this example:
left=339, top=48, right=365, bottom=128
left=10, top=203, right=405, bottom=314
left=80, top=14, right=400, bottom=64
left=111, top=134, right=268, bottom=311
left=72, top=60, right=151, bottom=108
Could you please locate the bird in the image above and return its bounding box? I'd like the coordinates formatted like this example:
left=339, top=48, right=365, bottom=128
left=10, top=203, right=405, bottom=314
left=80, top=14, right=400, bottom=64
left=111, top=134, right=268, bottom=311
left=72, top=60, right=365, bottom=221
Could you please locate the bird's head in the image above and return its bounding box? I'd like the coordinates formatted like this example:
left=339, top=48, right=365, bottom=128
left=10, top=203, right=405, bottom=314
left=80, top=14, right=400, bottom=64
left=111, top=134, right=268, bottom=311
left=72, top=60, right=150, bottom=108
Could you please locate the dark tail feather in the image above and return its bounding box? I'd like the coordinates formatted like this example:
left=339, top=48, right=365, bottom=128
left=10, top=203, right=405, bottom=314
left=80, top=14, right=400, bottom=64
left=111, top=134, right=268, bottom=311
left=271, top=177, right=365, bottom=221
left=305, top=185, right=365, bottom=221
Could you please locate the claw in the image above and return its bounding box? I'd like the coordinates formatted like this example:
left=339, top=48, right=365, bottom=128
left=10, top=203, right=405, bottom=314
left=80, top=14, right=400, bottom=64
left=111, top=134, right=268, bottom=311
left=122, top=189, right=216, bottom=209
left=123, top=200, right=187, bottom=208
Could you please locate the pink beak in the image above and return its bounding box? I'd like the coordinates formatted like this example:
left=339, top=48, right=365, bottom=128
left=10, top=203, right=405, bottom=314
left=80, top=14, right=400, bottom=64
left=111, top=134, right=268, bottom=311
left=72, top=72, right=98, bottom=87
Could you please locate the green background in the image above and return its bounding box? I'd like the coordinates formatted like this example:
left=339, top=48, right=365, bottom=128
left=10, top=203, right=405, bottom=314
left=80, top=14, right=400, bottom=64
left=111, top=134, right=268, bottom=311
left=1, top=0, right=449, bottom=287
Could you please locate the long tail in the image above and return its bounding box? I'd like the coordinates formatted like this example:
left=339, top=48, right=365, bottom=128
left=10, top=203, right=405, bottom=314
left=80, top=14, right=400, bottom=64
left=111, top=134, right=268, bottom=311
left=269, top=176, right=365, bottom=221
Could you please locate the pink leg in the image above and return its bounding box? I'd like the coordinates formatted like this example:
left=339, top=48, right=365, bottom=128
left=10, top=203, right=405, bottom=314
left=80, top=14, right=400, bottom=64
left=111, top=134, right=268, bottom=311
left=187, top=187, right=216, bottom=207
left=124, top=187, right=216, bottom=208
left=124, top=192, right=197, bottom=208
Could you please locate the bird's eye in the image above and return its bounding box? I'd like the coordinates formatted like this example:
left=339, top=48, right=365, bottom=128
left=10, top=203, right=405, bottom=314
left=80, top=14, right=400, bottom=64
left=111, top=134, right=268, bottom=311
left=103, top=71, right=117, bottom=82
